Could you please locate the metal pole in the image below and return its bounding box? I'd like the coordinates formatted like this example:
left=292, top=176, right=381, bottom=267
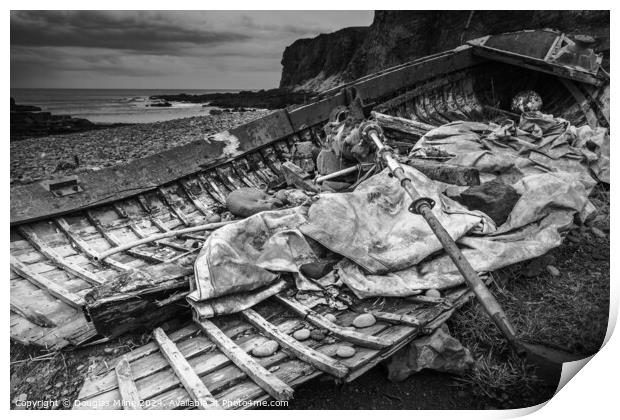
left=363, top=123, right=521, bottom=348
left=315, top=163, right=373, bottom=184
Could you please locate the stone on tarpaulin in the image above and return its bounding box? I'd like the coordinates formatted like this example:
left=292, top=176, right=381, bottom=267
left=225, top=187, right=283, bottom=218
left=386, top=324, right=473, bottom=382
left=455, top=179, right=520, bottom=226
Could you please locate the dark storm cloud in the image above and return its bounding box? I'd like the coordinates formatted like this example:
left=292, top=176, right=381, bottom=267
left=10, top=10, right=373, bottom=89
left=11, top=11, right=251, bottom=54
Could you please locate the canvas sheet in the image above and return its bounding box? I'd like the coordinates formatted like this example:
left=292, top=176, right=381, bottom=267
left=188, top=115, right=601, bottom=312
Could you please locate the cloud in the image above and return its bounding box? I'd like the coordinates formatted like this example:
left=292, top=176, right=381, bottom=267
left=10, top=10, right=373, bottom=89
left=11, top=11, right=251, bottom=55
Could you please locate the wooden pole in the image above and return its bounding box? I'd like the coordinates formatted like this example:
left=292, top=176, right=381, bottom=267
left=94, top=220, right=236, bottom=261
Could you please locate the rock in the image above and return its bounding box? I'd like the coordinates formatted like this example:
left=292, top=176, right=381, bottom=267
left=591, top=227, right=606, bottom=239
left=275, top=189, right=311, bottom=206
left=103, top=347, right=114, bottom=354
left=425, top=289, right=441, bottom=298
left=324, top=313, right=337, bottom=323
left=310, top=330, right=326, bottom=341
left=225, top=187, right=283, bottom=218
left=386, top=324, right=474, bottom=381
left=546, top=265, right=560, bottom=277
left=252, top=340, right=279, bottom=357
left=300, top=261, right=336, bottom=279
left=567, top=233, right=581, bottom=243
left=455, top=179, right=520, bottom=226
left=352, top=313, right=376, bottom=328
left=76, top=364, right=85, bottom=371
left=336, top=346, right=356, bottom=358
left=524, top=254, right=555, bottom=277
left=25, top=377, right=35, bottom=383
left=293, top=328, right=311, bottom=341
left=55, top=381, right=63, bottom=388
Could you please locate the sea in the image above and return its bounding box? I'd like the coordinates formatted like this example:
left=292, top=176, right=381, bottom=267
left=10, top=88, right=241, bottom=124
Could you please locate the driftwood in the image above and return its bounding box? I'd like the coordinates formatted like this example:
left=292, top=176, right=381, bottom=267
left=114, top=358, right=142, bottom=410
left=85, top=263, right=193, bottom=338
left=372, top=111, right=436, bottom=138
left=153, top=328, right=220, bottom=410
left=94, top=220, right=235, bottom=261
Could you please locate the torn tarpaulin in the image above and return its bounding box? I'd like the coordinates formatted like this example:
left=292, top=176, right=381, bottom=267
left=187, top=114, right=600, bottom=313
left=410, top=112, right=609, bottom=186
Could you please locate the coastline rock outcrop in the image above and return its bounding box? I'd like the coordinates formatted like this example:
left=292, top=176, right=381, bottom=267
left=279, top=26, right=368, bottom=91
left=10, top=97, right=113, bottom=141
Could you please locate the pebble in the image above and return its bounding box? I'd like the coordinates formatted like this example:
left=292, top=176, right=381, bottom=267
left=324, top=313, right=337, bottom=323
left=567, top=233, right=581, bottom=243
left=76, top=364, right=85, bottom=371
left=310, top=330, right=326, bottom=341
left=251, top=340, right=279, bottom=357
left=10, top=110, right=271, bottom=185
left=293, top=328, right=311, bottom=341
left=336, top=346, right=356, bottom=358
left=25, top=377, right=35, bottom=384
left=55, top=382, right=63, bottom=388
left=103, top=347, right=114, bottom=354
left=352, top=313, right=376, bottom=328
left=546, top=265, right=560, bottom=277
left=424, top=288, right=441, bottom=298
left=591, top=227, right=606, bottom=239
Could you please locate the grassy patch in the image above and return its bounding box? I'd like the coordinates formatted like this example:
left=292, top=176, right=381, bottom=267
left=448, top=185, right=610, bottom=408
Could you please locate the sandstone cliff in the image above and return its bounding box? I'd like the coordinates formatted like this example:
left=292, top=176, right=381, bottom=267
left=279, top=10, right=610, bottom=91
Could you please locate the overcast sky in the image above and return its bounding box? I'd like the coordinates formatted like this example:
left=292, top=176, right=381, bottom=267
left=10, top=10, right=373, bottom=90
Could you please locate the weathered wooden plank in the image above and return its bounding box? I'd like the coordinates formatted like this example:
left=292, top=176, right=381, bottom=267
left=371, top=311, right=422, bottom=328
left=86, top=211, right=167, bottom=264
left=196, top=319, right=294, bottom=401
left=10, top=301, right=56, bottom=328
left=372, top=110, right=436, bottom=137
left=55, top=218, right=133, bottom=272
left=559, top=78, right=600, bottom=127
left=153, top=328, right=220, bottom=410
left=178, top=178, right=217, bottom=217
left=274, top=294, right=394, bottom=350
left=157, top=187, right=191, bottom=227
left=114, top=358, right=143, bottom=410
left=11, top=256, right=85, bottom=308
left=80, top=320, right=276, bottom=402
left=241, top=308, right=349, bottom=378
left=17, top=225, right=104, bottom=286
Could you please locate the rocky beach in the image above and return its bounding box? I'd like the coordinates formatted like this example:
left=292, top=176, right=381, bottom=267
left=10, top=109, right=270, bottom=185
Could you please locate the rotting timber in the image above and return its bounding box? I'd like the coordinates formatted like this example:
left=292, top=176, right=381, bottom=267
left=9, top=30, right=609, bottom=408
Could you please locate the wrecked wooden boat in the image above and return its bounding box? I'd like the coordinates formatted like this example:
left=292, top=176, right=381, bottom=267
left=10, top=29, right=609, bottom=408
